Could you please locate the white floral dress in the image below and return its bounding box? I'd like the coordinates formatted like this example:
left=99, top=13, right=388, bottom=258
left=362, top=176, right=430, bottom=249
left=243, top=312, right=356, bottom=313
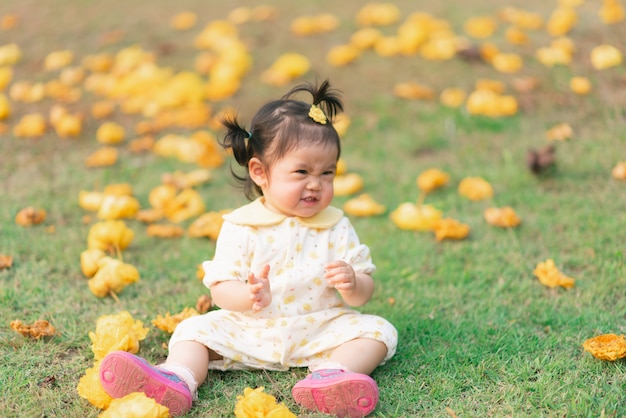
left=169, top=198, right=398, bottom=371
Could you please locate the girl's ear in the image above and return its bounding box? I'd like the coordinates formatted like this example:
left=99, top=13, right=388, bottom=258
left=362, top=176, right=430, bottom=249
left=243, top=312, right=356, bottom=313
left=248, top=157, right=267, bottom=188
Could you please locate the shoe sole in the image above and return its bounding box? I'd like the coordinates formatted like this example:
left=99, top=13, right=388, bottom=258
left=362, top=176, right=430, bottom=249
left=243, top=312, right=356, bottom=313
left=292, top=373, right=379, bottom=417
left=99, top=351, right=192, bottom=416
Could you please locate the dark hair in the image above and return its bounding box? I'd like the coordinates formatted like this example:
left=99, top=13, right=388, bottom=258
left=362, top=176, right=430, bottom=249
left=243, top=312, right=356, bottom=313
left=220, top=79, right=343, bottom=200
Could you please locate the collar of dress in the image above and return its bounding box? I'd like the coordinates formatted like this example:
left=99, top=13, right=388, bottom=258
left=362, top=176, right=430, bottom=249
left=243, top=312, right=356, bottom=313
left=223, top=197, right=343, bottom=228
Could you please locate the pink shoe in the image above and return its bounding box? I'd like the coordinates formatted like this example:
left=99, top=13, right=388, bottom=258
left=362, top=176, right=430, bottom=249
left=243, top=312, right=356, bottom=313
left=99, top=351, right=192, bottom=417
left=292, top=369, right=379, bottom=417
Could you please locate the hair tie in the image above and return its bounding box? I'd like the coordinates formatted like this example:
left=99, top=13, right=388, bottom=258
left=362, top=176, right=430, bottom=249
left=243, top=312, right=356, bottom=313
left=308, top=104, right=327, bottom=124
left=247, top=131, right=253, bottom=139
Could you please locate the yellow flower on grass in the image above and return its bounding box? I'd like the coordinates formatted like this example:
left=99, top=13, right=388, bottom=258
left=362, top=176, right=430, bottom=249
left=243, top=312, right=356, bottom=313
left=76, top=360, right=113, bottom=409
left=545, top=122, right=573, bottom=141
left=612, top=162, right=626, bottom=180
left=153, top=307, right=200, bottom=333
left=464, top=15, right=498, bottom=39
left=89, top=311, right=149, bottom=360
left=0, top=93, right=10, bottom=120
left=333, top=173, right=364, bottom=196
left=85, top=147, right=118, bottom=168
left=484, top=207, right=522, bottom=228
left=417, top=168, right=450, bottom=193
left=97, top=122, right=125, bottom=144
left=100, top=392, right=169, bottom=417
left=591, top=44, right=622, bottom=70
left=80, top=249, right=107, bottom=277
left=163, top=188, right=206, bottom=223
left=343, top=194, right=386, bottom=217
left=13, top=113, right=46, bottom=137
left=97, top=195, right=140, bottom=220
left=88, top=257, right=140, bottom=298
left=234, top=387, right=296, bottom=418
left=570, top=76, right=591, bottom=95
left=458, top=177, right=493, bottom=201
left=583, top=334, right=626, bottom=361
left=390, top=203, right=442, bottom=231
left=433, top=218, right=470, bottom=241
left=532, top=259, right=575, bottom=288
left=188, top=210, right=230, bottom=240
left=87, top=220, right=134, bottom=253
left=439, top=88, right=466, bottom=108
left=44, top=50, right=74, bottom=71
left=599, top=0, right=625, bottom=24
left=170, top=12, right=197, bottom=31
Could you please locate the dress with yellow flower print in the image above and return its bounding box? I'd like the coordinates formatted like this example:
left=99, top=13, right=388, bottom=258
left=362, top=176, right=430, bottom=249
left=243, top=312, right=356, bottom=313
left=169, top=198, right=398, bottom=371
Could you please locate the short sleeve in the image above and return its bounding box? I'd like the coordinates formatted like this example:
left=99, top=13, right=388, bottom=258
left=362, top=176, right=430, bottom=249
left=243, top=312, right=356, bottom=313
left=202, top=221, right=251, bottom=288
left=334, top=218, right=376, bottom=275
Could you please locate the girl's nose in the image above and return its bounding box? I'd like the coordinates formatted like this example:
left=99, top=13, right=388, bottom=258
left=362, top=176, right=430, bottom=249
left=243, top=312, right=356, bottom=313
left=307, top=176, right=321, bottom=190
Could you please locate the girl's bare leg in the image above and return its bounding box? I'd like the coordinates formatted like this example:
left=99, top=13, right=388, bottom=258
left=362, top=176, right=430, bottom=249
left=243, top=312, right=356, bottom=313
left=328, top=338, right=388, bottom=374
left=165, top=341, right=222, bottom=385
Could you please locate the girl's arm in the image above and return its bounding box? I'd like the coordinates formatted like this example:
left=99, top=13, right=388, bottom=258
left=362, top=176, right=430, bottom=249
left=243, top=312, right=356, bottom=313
left=209, top=265, right=271, bottom=311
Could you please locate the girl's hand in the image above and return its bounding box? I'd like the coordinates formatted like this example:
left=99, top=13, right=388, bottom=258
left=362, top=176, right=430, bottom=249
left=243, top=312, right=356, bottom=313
left=324, top=260, right=356, bottom=294
left=248, top=264, right=271, bottom=311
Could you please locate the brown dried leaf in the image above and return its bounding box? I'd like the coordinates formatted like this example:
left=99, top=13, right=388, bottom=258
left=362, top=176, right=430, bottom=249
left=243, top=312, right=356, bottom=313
left=11, top=319, right=57, bottom=339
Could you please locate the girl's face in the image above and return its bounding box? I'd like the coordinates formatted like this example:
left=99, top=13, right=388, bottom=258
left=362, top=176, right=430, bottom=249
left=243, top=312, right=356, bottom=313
left=250, top=143, right=338, bottom=218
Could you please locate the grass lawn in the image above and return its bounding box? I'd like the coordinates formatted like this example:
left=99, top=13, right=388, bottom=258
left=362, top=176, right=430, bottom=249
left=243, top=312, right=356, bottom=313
left=1, top=0, right=626, bottom=417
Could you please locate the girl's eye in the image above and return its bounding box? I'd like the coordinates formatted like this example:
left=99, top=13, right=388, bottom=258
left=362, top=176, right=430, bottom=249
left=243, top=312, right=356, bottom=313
left=295, top=170, right=308, bottom=175
left=323, top=170, right=335, bottom=176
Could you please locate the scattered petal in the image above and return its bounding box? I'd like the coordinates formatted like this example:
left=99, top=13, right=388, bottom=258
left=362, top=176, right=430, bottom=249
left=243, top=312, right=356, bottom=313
left=417, top=168, right=450, bottom=193
left=234, top=387, right=296, bottom=418
left=152, top=307, right=200, bottom=333
left=484, top=207, right=522, bottom=227
left=89, top=311, right=149, bottom=360
left=583, top=334, right=626, bottom=361
left=458, top=177, right=493, bottom=201
left=343, top=194, right=386, bottom=217
left=532, top=258, right=575, bottom=288
left=433, top=218, right=470, bottom=241
left=611, top=162, right=626, bottom=180
left=11, top=319, right=56, bottom=338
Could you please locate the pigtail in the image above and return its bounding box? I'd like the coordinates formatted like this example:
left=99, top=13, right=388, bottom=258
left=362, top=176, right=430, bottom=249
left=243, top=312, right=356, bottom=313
left=283, top=79, right=343, bottom=121
left=220, top=114, right=250, bottom=167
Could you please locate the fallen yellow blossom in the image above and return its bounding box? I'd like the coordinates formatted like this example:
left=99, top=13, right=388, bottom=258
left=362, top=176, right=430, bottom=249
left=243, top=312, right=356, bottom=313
left=417, top=168, right=450, bottom=193
left=532, top=259, right=575, bottom=288
left=343, top=194, right=386, bottom=217
left=80, top=248, right=107, bottom=277
left=15, top=207, right=46, bottom=226
left=611, top=162, right=626, bottom=180
left=89, top=311, right=149, bottom=361
left=583, top=334, right=626, bottom=361
left=333, top=173, right=364, bottom=196
left=590, top=44, right=622, bottom=70
left=87, top=220, right=134, bottom=253
left=97, top=195, right=140, bottom=220
left=153, top=307, right=200, bottom=333
left=88, top=257, right=140, bottom=298
left=234, top=387, right=296, bottom=418
left=188, top=210, right=229, bottom=240
left=390, top=203, right=442, bottom=231
left=77, top=360, right=114, bottom=409
left=10, top=319, right=56, bottom=339
left=484, top=206, right=522, bottom=228
left=433, top=218, right=470, bottom=241
left=147, top=223, right=185, bottom=238
left=99, top=392, right=170, bottom=417
left=85, top=147, right=118, bottom=168
left=545, top=123, right=573, bottom=141
left=458, top=177, right=493, bottom=201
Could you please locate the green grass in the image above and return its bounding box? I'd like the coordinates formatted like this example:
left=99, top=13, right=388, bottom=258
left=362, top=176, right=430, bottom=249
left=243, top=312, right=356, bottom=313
left=2, top=0, right=626, bottom=417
